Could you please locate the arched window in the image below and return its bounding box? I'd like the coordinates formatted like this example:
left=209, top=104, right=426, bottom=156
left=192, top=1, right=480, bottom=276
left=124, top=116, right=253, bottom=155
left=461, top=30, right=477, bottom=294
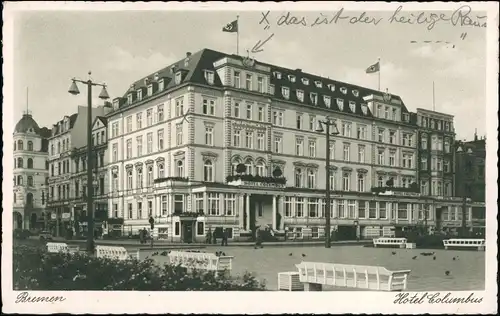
left=26, top=193, right=34, bottom=205
left=136, top=167, right=143, bottom=188
left=127, top=169, right=133, bottom=189
left=17, top=157, right=23, bottom=168
left=244, top=158, right=253, bottom=175
left=147, top=165, right=153, bottom=186
left=295, top=168, right=303, bottom=188
left=157, top=163, right=165, bottom=178
left=28, top=141, right=33, bottom=151
left=357, top=173, right=365, bottom=192
left=51, top=144, right=54, bottom=155
left=377, top=176, right=384, bottom=187
left=27, top=176, right=34, bottom=186
left=27, top=158, right=34, bottom=168
left=231, top=158, right=242, bottom=175
left=176, top=160, right=184, bottom=177
left=17, top=140, right=23, bottom=150
left=17, top=175, right=23, bottom=185
left=307, top=169, right=316, bottom=188
left=57, top=142, right=61, bottom=154
left=203, top=159, right=214, bottom=182
left=255, top=160, right=266, bottom=176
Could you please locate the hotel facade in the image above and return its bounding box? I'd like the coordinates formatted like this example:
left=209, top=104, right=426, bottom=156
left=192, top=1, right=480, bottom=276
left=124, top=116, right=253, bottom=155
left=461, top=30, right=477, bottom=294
left=105, top=48, right=475, bottom=242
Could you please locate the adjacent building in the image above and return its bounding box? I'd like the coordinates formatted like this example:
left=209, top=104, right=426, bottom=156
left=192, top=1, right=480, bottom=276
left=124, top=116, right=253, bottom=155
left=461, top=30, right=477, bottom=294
left=105, top=48, right=447, bottom=243
left=454, top=133, right=486, bottom=235
left=13, top=112, right=51, bottom=230
left=46, top=104, right=110, bottom=237
left=69, top=115, right=110, bottom=237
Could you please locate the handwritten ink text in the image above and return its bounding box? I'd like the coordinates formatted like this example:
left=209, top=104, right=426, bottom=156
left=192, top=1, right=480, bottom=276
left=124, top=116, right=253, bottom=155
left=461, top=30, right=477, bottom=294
left=15, top=291, right=66, bottom=304
left=394, top=292, right=483, bottom=305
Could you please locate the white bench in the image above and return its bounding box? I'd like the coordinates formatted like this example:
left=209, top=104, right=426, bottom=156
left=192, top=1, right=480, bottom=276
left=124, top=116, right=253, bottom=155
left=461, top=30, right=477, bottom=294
left=443, top=238, right=485, bottom=251
left=168, top=251, right=234, bottom=274
left=46, top=242, right=79, bottom=254
left=373, top=237, right=407, bottom=248
left=96, top=245, right=131, bottom=260
left=295, top=261, right=411, bottom=292
left=278, top=272, right=304, bottom=291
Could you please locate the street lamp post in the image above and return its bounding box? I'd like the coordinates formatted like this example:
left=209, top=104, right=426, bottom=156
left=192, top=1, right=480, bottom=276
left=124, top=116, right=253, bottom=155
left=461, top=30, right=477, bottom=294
left=316, top=117, right=340, bottom=248
left=456, top=144, right=470, bottom=237
left=68, top=72, right=109, bottom=254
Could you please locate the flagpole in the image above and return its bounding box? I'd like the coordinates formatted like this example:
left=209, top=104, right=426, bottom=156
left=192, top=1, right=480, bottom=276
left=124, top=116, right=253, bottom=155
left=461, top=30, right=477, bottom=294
left=378, top=57, right=381, bottom=91
left=432, top=81, right=435, bottom=111
left=236, top=15, right=240, bottom=56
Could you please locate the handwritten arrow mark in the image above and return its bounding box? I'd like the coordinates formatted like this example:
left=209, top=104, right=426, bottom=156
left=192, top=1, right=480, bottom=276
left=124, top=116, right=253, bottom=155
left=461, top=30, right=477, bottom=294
left=251, top=33, right=275, bottom=53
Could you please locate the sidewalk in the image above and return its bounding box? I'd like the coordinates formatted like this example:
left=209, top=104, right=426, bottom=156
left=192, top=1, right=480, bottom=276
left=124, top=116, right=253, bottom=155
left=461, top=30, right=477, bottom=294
left=52, top=237, right=370, bottom=248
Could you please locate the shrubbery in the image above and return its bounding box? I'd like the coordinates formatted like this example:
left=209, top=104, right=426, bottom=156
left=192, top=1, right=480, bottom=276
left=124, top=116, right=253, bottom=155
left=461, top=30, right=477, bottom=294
left=13, top=229, right=32, bottom=240
left=13, top=244, right=266, bottom=291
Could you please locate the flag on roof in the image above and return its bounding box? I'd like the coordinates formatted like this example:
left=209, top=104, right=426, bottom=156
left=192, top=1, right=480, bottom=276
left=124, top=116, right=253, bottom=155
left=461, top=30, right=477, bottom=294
left=365, top=61, right=380, bottom=74
left=222, top=20, right=238, bottom=33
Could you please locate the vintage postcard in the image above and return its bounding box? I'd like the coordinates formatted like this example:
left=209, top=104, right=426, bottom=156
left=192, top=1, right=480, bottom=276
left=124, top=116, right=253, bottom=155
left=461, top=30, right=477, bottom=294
left=2, top=1, right=498, bottom=314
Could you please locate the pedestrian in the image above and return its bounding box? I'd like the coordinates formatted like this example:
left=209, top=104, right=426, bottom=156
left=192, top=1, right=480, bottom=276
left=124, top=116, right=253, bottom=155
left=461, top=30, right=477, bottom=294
left=221, top=228, right=228, bottom=246
left=206, top=227, right=212, bottom=244
left=213, top=227, right=218, bottom=245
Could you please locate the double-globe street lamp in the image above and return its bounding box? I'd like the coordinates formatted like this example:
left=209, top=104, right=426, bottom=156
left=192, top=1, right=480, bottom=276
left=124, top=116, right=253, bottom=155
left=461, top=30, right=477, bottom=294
left=316, top=117, right=340, bottom=248
left=68, top=72, right=110, bottom=254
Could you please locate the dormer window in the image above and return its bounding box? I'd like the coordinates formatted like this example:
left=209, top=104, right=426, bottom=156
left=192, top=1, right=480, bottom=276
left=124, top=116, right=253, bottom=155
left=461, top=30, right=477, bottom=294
left=310, top=92, right=318, bottom=105
left=282, top=87, right=290, bottom=99
left=127, top=93, right=133, bottom=105
left=273, top=71, right=282, bottom=79
left=147, top=84, right=153, bottom=97
left=324, top=96, right=331, bottom=108
left=336, top=98, right=344, bottom=110
left=171, top=66, right=176, bottom=74
left=159, top=79, right=165, bottom=91
left=315, top=81, right=323, bottom=88
left=204, top=70, right=215, bottom=85
left=175, top=72, right=182, bottom=85
left=144, top=78, right=150, bottom=86
left=349, top=101, right=356, bottom=112
left=113, top=99, right=120, bottom=110
left=327, top=84, right=335, bottom=92
left=403, top=113, right=410, bottom=122
left=301, top=78, right=309, bottom=85
left=288, top=75, right=296, bottom=83
left=296, top=89, right=304, bottom=102
left=352, top=90, right=359, bottom=97
left=129, top=84, right=135, bottom=91
left=361, top=103, right=368, bottom=115
left=269, top=84, right=275, bottom=95
left=137, top=89, right=143, bottom=101
left=340, top=87, right=347, bottom=95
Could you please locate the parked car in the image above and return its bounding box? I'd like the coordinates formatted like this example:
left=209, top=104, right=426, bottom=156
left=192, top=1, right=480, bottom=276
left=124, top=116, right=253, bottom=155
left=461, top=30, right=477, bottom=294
left=39, top=231, right=54, bottom=241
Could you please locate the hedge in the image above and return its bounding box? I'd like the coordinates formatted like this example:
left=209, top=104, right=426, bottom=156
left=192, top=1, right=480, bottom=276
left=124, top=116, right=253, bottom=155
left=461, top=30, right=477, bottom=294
left=13, top=244, right=266, bottom=291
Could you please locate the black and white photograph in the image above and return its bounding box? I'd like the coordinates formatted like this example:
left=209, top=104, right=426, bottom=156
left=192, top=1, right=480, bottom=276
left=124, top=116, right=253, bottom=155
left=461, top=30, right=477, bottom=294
left=2, top=1, right=498, bottom=314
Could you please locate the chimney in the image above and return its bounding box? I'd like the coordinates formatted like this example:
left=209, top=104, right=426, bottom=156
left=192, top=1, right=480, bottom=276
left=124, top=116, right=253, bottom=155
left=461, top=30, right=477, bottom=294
left=474, top=128, right=478, bottom=141
left=186, top=52, right=192, bottom=58
left=296, top=68, right=302, bottom=72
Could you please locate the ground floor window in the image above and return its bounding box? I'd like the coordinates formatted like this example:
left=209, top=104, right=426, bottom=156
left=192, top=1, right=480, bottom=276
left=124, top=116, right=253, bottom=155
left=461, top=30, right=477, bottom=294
left=294, top=227, right=303, bottom=238
left=128, top=203, right=132, bottom=219
left=295, top=197, right=304, bottom=217
left=398, top=203, right=408, bottom=219
left=161, top=195, right=168, bottom=216
left=347, top=200, right=356, bottom=219
left=369, top=201, right=377, bottom=219
left=284, top=197, right=293, bottom=217
left=207, top=193, right=219, bottom=215
left=113, top=204, right=118, bottom=218
left=174, top=222, right=180, bottom=236
left=158, top=227, right=168, bottom=239
left=308, top=198, right=319, bottom=218
left=311, top=227, right=319, bottom=238
left=174, top=194, right=184, bottom=214
left=358, top=201, right=366, bottom=219
left=379, top=202, right=387, bottom=219
left=197, top=221, right=204, bottom=235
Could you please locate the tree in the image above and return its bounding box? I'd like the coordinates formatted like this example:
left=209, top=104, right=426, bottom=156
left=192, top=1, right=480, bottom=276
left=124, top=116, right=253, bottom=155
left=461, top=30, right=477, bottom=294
left=386, top=177, right=394, bottom=187
left=272, top=166, right=282, bottom=178
left=236, top=163, right=246, bottom=174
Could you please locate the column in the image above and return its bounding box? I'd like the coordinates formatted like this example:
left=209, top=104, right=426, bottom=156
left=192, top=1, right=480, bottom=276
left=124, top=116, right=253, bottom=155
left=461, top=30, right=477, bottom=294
left=238, top=194, right=244, bottom=228
left=376, top=201, right=380, bottom=220
left=272, top=195, right=277, bottom=230
left=245, top=194, right=251, bottom=231
left=394, top=202, right=399, bottom=224
left=279, top=196, right=285, bottom=230
left=219, top=193, right=225, bottom=216
left=203, top=192, right=207, bottom=216
left=387, top=203, right=392, bottom=221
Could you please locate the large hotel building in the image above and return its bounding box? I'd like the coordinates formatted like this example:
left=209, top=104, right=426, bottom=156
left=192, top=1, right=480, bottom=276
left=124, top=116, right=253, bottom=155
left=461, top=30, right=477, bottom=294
left=104, top=48, right=475, bottom=242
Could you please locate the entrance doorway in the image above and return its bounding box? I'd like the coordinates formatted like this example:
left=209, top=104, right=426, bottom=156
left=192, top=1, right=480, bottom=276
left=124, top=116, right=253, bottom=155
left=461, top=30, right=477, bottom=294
left=181, top=221, right=194, bottom=243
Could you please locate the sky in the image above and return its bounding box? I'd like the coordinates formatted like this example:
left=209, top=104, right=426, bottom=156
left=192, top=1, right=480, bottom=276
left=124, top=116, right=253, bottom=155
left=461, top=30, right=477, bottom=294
left=12, top=7, right=488, bottom=141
